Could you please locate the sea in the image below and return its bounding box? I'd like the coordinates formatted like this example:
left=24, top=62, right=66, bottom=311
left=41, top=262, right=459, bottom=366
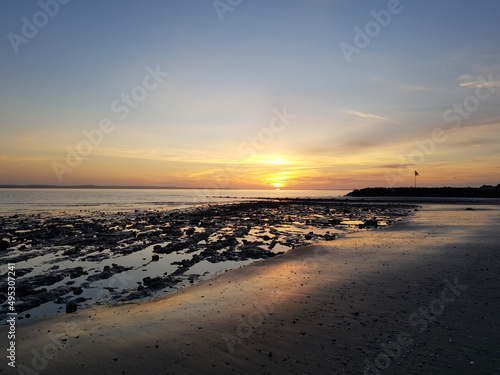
left=0, top=188, right=352, bottom=216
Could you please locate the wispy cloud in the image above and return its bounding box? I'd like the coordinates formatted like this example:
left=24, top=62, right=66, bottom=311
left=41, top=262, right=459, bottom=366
left=377, top=163, right=415, bottom=169
left=91, top=147, right=223, bottom=164
left=457, top=74, right=500, bottom=89
left=345, top=110, right=402, bottom=125
left=371, top=76, right=445, bottom=93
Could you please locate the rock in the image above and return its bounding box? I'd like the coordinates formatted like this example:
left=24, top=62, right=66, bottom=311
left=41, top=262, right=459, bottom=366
left=153, top=244, right=162, bottom=251
left=17, top=284, right=45, bottom=297
left=17, top=298, right=42, bottom=312
left=66, top=302, right=78, bottom=314
left=15, top=268, right=33, bottom=277
left=363, top=219, right=378, bottom=227
left=0, top=240, right=10, bottom=251
left=86, top=264, right=131, bottom=282
left=136, top=229, right=163, bottom=239
left=43, top=274, right=65, bottom=285
left=185, top=227, right=196, bottom=235
left=72, top=287, right=83, bottom=295
left=153, top=243, right=180, bottom=254
left=142, top=276, right=175, bottom=290
left=70, top=267, right=87, bottom=278
left=63, top=248, right=79, bottom=256
left=152, top=254, right=160, bottom=262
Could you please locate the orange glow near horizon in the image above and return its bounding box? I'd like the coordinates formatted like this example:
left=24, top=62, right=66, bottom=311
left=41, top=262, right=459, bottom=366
left=1, top=131, right=499, bottom=189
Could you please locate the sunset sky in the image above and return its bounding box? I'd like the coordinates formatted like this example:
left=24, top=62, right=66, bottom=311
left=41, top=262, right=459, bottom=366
left=1, top=0, right=499, bottom=189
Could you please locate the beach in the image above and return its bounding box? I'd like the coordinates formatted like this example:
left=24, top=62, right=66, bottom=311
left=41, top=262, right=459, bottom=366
left=0, top=199, right=412, bottom=319
left=2, top=202, right=500, bottom=374
left=3, top=1, right=500, bottom=374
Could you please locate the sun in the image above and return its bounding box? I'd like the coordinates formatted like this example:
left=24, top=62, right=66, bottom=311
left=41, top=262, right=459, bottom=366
left=250, top=155, right=298, bottom=189
left=265, top=173, right=293, bottom=189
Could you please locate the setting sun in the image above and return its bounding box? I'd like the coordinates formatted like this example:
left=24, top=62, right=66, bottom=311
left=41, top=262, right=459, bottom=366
left=264, top=171, right=295, bottom=189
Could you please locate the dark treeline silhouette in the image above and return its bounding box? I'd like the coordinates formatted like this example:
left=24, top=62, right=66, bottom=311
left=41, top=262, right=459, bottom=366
left=347, top=185, right=500, bottom=198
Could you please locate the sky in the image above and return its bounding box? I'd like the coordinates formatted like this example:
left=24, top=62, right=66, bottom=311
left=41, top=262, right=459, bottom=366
left=1, top=0, right=499, bottom=190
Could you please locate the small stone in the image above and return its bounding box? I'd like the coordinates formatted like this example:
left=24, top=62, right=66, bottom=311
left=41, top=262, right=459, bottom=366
left=0, top=240, right=10, bottom=251
left=66, top=302, right=78, bottom=314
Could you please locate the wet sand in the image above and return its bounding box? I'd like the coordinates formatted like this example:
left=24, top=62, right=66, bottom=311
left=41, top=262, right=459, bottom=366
left=3, top=203, right=500, bottom=374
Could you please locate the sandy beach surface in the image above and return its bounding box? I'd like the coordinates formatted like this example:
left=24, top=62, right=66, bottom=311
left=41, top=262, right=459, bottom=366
left=3, top=203, right=499, bottom=374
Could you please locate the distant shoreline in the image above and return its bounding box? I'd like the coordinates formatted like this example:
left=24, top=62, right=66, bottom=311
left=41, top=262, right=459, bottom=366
left=347, top=186, right=500, bottom=198
left=2, top=185, right=499, bottom=198
left=0, top=185, right=225, bottom=190
left=0, top=185, right=334, bottom=191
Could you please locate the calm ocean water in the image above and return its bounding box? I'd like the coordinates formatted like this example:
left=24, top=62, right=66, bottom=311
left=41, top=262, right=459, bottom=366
left=0, top=189, right=351, bottom=215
